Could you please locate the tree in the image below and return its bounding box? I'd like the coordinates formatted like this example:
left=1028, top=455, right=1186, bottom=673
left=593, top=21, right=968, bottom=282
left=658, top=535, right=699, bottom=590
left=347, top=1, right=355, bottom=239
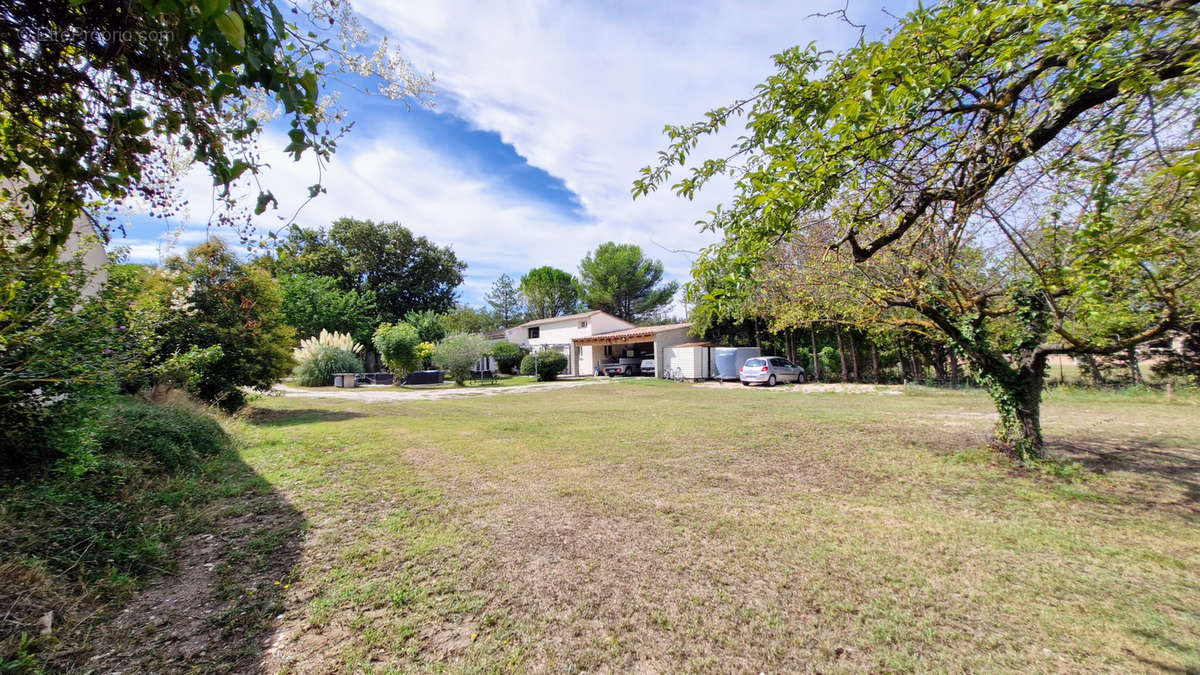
left=635, top=0, right=1200, bottom=459
left=519, top=267, right=579, bottom=320
left=433, top=333, right=490, bottom=386
left=277, top=218, right=466, bottom=323
left=403, top=309, right=446, bottom=344
left=578, top=242, right=678, bottom=322
left=278, top=274, right=378, bottom=346
left=441, top=305, right=499, bottom=334
left=485, top=274, right=525, bottom=326
left=373, top=322, right=421, bottom=376
left=139, top=240, right=294, bottom=411
left=1, top=0, right=431, bottom=261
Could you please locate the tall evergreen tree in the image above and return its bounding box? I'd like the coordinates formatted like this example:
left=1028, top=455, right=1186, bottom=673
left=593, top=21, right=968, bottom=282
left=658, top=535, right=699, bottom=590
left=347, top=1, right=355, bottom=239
left=486, top=273, right=524, bottom=326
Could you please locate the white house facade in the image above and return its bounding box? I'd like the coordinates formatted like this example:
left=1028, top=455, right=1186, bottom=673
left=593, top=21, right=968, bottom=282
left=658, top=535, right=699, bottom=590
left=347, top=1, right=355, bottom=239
left=504, top=311, right=635, bottom=376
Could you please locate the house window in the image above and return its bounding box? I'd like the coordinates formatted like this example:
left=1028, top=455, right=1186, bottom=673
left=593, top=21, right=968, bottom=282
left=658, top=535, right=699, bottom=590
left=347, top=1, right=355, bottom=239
left=576, top=346, right=582, bottom=358
left=579, top=320, right=587, bottom=328
left=528, top=326, right=540, bottom=339
left=603, top=345, right=613, bottom=356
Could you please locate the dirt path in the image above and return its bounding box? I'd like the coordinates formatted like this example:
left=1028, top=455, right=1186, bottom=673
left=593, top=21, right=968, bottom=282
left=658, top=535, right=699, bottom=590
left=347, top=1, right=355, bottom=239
left=271, top=378, right=611, bottom=402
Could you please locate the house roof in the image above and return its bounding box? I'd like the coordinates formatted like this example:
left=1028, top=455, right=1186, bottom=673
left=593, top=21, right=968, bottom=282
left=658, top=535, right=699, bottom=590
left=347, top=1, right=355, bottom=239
left=572, top=322, right=694, bottom=345
left=513, top=310, right=631, bottom=329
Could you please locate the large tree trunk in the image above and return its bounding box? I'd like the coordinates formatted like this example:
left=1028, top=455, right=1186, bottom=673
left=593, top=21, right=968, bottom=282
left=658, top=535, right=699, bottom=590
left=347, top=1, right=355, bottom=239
left=975, top=354, right=1047, bottom=460
left=871, top=343, right=880, bottom=384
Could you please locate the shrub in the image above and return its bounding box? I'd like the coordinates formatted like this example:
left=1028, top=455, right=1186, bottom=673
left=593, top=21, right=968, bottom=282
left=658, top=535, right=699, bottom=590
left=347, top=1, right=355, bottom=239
left=520, top=350, right=568, bottom=381
left=93, top=398, right=231, bottom=472
left=134, top=241, right=294, bottom=412
left=491, top=341, right=526, bottom=374
left=434, top=333, right=491, bottom=385
left=373, top=322, right=421, bottom=375
left=818, top=346, right=840, bottom=380
left=0, top=240, right=127, bottom=471
left=293, top=329, right=363, bottom=362
left=0, top=398, right=233, bottom=588
left=292, top=346, right=363, bottom=386
left=416, top=341, right=436, bottom=368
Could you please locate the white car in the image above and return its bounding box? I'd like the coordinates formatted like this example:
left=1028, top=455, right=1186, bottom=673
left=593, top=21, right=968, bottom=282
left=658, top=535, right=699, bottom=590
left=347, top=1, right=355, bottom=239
left=739, top=356, right=805, bottom=386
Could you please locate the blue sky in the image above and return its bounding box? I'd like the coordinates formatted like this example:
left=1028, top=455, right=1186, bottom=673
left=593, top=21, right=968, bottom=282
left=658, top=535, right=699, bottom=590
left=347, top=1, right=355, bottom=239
left=118, top=1, right=913, bottom=308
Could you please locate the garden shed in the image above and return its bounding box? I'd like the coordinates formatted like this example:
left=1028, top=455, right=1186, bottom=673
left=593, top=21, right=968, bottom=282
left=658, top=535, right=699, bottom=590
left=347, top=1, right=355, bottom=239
left=663, top=342, right=719, bottom=380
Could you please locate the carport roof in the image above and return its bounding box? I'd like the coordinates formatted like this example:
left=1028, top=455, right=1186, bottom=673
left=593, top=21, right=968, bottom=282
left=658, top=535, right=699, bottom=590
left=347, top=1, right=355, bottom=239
left=572, top=322, right=693, bottom=345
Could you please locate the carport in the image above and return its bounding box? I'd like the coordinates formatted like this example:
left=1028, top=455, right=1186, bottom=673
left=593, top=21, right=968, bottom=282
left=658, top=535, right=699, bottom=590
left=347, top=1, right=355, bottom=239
left=572, top=323, right=693, bottom=378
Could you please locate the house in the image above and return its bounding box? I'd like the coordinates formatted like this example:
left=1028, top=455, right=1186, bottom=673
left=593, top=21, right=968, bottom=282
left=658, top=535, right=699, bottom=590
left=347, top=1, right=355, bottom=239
left=504, top=311, right=635, bottom=376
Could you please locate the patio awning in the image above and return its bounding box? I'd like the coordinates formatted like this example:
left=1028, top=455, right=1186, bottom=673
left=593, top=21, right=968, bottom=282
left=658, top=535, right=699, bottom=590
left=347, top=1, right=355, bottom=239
left=572, top=322, right=692, bottom=346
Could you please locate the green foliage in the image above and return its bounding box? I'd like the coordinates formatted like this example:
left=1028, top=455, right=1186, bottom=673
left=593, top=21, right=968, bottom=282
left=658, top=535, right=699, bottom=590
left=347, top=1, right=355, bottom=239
left=795, top=347, right=813, bottom=371
left=279, top=274, right=378, bottom=347
left=440, top=305, right=499, bottom=334
left=0, top=239, right=125, bottom=469
left=292, top=346, right=362, bottom=387
left=404, top=309, right=446, bottom=344
left=0, top=0, right=431, bottom=261
left=577, top=242, right=678, bottom=322
left=490, top=341, right=526, bottom=374
left=818, top=347, right=839, bottom=380
left=519, top=267, right=579, bottom=320
left=520, top=350, right=568, bottom=381
left=0, top=397, right=231, bottom=584
left=152, top=345, right=226, bottom=394
left=134, top=241, right=294, bottom=412
left=485, top=273, right=524, bottom=325
left=636, top=0, right=1200, bottom=457
left=276, top=219, right=466, bottom=324
left=93, top=398, right=231, bottom=473
left=416, top=341, right=436, bottom=369
left=373, top=322, right=422, bottom=376
left=433, top=333, right=491, bottom=386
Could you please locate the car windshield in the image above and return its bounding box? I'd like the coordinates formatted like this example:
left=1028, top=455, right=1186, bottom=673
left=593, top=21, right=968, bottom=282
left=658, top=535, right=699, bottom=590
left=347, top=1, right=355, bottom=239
left=744, top=358, right=765, bottom=367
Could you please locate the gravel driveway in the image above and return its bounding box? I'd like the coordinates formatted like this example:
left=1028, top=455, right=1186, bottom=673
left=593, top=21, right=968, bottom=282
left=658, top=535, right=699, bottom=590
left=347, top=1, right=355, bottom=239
left=271, top=378, right=611, bottom=402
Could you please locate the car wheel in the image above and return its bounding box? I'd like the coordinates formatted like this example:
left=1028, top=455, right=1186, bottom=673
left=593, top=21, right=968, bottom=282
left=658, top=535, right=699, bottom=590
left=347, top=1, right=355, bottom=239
left=623, top=367, right=632, bottom=376
left=767, top=375, right=776, bottom=387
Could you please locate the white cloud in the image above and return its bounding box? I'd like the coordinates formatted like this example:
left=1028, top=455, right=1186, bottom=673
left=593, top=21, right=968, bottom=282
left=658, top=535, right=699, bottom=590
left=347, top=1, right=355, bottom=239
left=350, top=1, right=876, bottom=293
left=133, top=1, right=894, bottom=309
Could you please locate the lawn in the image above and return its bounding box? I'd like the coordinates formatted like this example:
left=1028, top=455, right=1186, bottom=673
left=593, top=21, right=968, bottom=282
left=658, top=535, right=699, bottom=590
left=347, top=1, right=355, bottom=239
left=73, top=381, right=1200, bottom=671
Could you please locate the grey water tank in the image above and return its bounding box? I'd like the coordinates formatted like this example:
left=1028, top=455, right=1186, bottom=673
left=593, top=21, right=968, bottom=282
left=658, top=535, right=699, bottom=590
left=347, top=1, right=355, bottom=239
left=711, top=347, right=762, bottom=380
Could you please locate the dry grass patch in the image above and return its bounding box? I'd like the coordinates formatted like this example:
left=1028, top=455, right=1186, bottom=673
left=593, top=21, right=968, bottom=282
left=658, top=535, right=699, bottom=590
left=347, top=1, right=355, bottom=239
left=74, top=380, right=1200, bottom=672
